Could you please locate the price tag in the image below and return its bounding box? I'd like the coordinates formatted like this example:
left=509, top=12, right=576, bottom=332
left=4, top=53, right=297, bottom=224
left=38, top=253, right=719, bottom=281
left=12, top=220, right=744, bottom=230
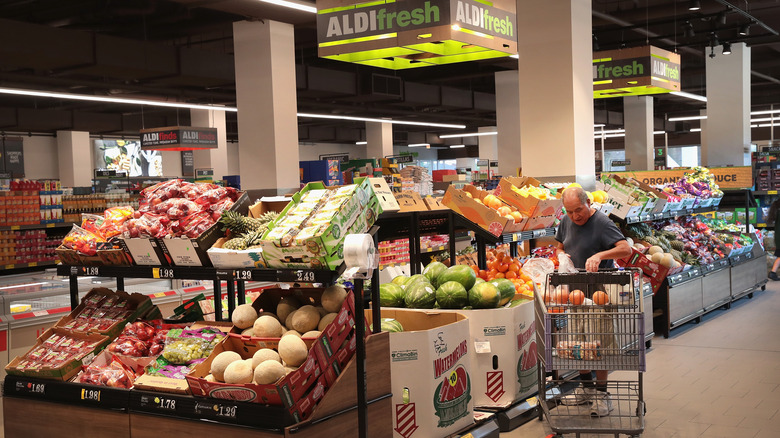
left=235, top=270, right=253, bottom=281
left=5, top=264, right=13, bottom=270
left=526, top=396, right=539, bottom=407
left=46, top=223, right=55, bottom=228
left=461, top=434, right=475, bottom=438
left=153, top=267, right=174, bottom=279
left=474, top=340, right=491, bottom=354
left=769, top=190, right=778, bottom=195
left=21, top=382, right=46, bottom=395
left=512, top=233, right=519, bottom=242
left=33, top=310, right=48, bottom=317
left=81, top=388, right=101, bottom=402
left=28, top=262, right=37, bottom=267
left=10, top=226, right=20, bottom=230
left=215, top=270, right=234, bottom=280
left=653, top=213, right=663, bottom=220
left=295, top=270, right=316, bottom=282
left=82, top=266, right=100, bottom=276
left=216, top=404, right=238, bottom=419
left=154, top=396, right=177, bottom=411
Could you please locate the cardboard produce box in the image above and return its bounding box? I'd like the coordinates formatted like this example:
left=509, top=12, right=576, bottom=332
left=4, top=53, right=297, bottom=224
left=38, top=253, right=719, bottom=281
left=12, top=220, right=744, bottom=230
left=596, top=180, right=644, bottom=219
left=366, top=308, right=474, bottom=438
left=395, top=191, right=428, bottom=212
left=5, top=327, right=109, bottom=381
left=442, top=185, right=527, bottom=236
left=260, top=178, right=382, bottom=269
left=367, top=177, right=401, bottom=213
left=207, top=239, right=267, bottom=269
left=617, top=247, right=683, bottom=293
left=494, top=176, right=563, bottom=219
left=158, top=191, right=251, bottom=267
left=119, top=237, right=170, bottom=266
left=435, top=298, right=537, bottom=408
left=54, top=288, right=153, bottom=339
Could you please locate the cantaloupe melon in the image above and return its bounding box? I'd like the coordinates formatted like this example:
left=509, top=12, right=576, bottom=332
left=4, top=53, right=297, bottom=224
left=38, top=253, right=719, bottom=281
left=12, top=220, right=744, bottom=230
left=651, top=252, right=664, bottom=264
left=231, top=304, right=258, bottom=329
left=205, top=374, right=216, bottom=382
left=648, top=246, right=663, bottom=256
left=282, top=330, right=301, bottom=338
left=276, top=297, right=300, bottom=324
left=660, top=253, right=674, bottom=268
left=241, top=327, right=254, bottom=337
left=321, top=285, right=348, bottom=313
left=253, top=315, right=284, bottom=337
left=211, top=351, right=242, bottom=382
left=315, top=306, right=328, bottom=317
left=224, top=360, right=254, bottom=384
left=284, top=366, right=298, bottom=375
left=254, top=360, right=286, bottom=384
left=278, top=335, right=308, bottom=367
left=292, top=305, right=321, bottom=333
left=285, top=310, right=298, bottom=330
left=302, top=330, right=320, bottom=339
left=258, top=311, right=279, bottom=320
left=318, top=313, right=338, bottom=331
left=252, top=348, right=282, bottom=368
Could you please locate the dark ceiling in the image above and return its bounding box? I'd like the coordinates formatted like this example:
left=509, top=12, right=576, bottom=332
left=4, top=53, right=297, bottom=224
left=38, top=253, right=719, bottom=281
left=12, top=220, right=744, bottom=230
left=0, top=0, right=778, bottom=145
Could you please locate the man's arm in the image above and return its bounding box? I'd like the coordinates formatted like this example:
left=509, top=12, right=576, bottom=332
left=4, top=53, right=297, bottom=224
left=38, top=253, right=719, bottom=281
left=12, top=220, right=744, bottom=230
left=555, top=240, right=566, bottom=257
left=584, top=240, right=632, bottom=272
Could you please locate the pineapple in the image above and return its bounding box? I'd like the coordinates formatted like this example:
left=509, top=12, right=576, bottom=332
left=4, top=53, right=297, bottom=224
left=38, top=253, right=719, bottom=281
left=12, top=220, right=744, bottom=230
left=223, top=237, right=247, bottom=250
left=219, top=211, right=248, bottom=235
left=670, top=249, right=683, bottom=262
left=258, top=211, right=279, bottom=224
left=242, top=229, right=265, bottom=248
left=671, top=240, right=684, bottom=252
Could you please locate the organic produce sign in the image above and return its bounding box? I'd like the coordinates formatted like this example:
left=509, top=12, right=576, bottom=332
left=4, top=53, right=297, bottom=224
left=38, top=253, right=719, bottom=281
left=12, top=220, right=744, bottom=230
left=612, top=166, right=751, bottom=189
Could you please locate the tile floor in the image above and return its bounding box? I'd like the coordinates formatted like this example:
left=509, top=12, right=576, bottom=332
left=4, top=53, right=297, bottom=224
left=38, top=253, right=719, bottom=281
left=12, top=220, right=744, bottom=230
left=502, top=280, right=780, bottom=437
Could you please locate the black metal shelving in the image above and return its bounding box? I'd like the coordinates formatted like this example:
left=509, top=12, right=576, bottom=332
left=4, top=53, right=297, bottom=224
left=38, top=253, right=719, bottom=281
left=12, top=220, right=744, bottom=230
left=0, top=222, right=72, bottom=232
left=613, top=205, right=720, bottom=225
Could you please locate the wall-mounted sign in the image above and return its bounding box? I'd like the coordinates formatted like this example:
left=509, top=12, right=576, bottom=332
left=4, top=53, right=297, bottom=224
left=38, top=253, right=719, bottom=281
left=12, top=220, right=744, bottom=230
left=611, top=160, right=631, bottom=167
left=611, top=166, right=752, bottom=189
left=2, top=137, right=24, bottom=178
left=316, top=0, right=517, bottom=70
left=141, top=126, right=218, bottom=151
left=181, top=151, right=195, bottom=177
left=319, top=153, right=350, bottom=163
left=476, top=159, right=489, bottom=166
left=489, top=161, right=498, bottom=168
left=388, top=154, right=415, bottom=163
left=593, top=45, right=681, bottom=99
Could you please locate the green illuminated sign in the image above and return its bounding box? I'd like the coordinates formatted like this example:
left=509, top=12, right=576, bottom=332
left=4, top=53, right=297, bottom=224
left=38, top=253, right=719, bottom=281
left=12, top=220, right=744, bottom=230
left=592, top=46, right=681, bottom=99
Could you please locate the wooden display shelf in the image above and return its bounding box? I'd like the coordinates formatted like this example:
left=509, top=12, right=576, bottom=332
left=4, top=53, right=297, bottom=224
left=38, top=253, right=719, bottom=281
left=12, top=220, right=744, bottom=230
left=129, top=397, right=392, bottom=438
left=4, top=397, right=131, bottom=438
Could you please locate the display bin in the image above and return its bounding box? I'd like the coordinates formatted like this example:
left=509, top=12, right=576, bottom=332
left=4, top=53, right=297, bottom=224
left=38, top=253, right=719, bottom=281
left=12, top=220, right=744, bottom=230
left=668, top=275, right=703, bottom=327
left=730, top=254, right=757, bottom=300
left=701, top=259, right=731, bottom=311
left=4, top=396, right=131, bottom=438
left=641, top=281, right=654, bottom=348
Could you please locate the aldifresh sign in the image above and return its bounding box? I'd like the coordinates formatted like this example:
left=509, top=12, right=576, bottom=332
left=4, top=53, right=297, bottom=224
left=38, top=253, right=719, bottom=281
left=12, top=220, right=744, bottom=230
left=316, top=0, right=517, bottom=70
left=593, top=45, right=681, bottom=99
left=319, top=0, right=515, bottom=42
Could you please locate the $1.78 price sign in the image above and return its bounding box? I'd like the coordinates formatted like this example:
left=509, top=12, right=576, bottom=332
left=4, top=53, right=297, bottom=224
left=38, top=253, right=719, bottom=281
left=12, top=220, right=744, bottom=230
left=154, top=396, right=177, bottom=411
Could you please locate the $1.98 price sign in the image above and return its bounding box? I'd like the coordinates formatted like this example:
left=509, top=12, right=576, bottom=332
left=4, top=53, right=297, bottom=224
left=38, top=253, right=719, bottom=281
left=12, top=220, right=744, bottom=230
left=80, top=388, right=101, bottom=402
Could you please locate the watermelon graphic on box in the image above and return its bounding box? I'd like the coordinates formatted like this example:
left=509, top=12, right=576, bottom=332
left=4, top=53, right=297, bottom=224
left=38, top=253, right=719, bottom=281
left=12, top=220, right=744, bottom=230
left=433, top=364, right=472, bottom=428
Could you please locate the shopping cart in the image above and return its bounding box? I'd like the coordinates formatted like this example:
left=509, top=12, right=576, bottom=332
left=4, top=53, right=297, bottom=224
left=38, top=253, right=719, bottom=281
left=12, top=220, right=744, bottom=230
left=535, top=268, right=646, bottom=438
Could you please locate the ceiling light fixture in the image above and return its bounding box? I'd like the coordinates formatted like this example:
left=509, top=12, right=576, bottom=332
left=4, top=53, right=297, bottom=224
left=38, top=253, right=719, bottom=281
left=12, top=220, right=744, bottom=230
left=0, top=86, right=237, bottom=112
left=356, top=141, right=367, bottom=145
left=739, top=23, right=751, bottom=36
left=407, top=143, right=429, bottom=148
left=297, top=113, right=466, bottom=129
left=750, top=117, right=780, bottom=123
left=690, top=128, right=702, bottom=132
left=259, top=0, right=316, bottom=14
left=670, top=91, right=708, bottom=102
left=438, top=131, right=498, bottom=139
left=654, top=131, right=666, bottom=135
left=594, top=129, right=626, bottom=135
left=593, top=133, right=626, bottom=139
left=689, top=0, right=701, bottom=11
left=594, top=124, right=605, bottom=128
left=668, top=115, right=708, bottom=122
left=684, top=21, right=695, bottom=38
left=722, top=42, right=732, bottom=54
left=717, top=10, right=728, bottom=25
left=450, top=145, right=466, bottom=149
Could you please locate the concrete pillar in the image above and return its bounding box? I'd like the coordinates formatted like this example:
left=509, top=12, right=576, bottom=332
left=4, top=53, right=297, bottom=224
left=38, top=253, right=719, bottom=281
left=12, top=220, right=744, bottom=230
left=160, top=151, right=182, bottom=177
left=234, top=20, right=300, bottom=193
left=57, top=131, right=92, bottom=187
left=624, top=96, right=654, bottom=171
left=366, top=122, right=393, bottom=159
left=516, top=0, right=595, bottom=187
left=703, top=42, right=751, bottom=166
left=495, top=71, right=521, bottom=177
left=190, top=109, right=229, bottom=180
left=478, top=126, right=498, bottom=161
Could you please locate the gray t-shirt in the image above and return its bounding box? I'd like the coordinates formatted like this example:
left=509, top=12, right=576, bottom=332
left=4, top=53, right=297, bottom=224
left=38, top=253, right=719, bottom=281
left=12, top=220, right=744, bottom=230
left=555, top=210, right=626, bottom=269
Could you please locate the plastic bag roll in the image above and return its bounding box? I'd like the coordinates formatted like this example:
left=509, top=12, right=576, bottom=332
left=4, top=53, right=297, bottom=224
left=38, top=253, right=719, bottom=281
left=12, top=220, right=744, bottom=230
left=344, top=234, right=374, bottom=269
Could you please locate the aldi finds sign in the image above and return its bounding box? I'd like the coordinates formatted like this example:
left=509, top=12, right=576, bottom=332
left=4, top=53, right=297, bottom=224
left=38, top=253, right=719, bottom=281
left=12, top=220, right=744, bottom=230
left=593, top=45, right=681, bottom=99
left=141, top=126, right=218, bottom=151
left=317, top=0, right=517, bottom=70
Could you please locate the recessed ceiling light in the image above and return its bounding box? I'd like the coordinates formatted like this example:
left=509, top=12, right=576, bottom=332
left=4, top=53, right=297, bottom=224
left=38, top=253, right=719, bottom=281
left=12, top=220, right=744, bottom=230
left=259, top=0, right=316, bottom=14
left=450, top=145, right=465, bottom=149
left=439, top=131, right=497, bottom=139
left=668, top=115, right=707, bottom=122
left=689, top=0, right=701, bottom=11
left=356, top=141, right=367, bottom=145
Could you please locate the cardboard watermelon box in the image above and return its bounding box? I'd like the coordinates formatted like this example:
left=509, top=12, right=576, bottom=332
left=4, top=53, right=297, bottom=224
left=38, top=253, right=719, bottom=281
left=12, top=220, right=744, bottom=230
left=366, top=308, right=474, bottom=438
left=435, top=298, right=538, bottom=408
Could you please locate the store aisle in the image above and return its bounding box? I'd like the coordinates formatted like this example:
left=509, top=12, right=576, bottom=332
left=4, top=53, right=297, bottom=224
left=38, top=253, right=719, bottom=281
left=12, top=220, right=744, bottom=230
left=502, top=282, right=780, bottom=438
